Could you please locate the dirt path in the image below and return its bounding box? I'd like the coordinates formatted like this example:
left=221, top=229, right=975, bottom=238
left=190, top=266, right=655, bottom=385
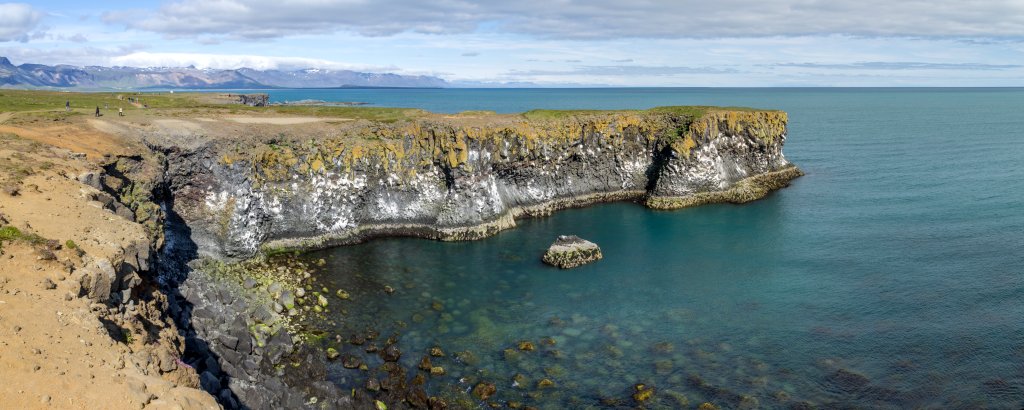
left=225, top=116, right=328, bottom=125
left=0, top=119, right=141, bottom=160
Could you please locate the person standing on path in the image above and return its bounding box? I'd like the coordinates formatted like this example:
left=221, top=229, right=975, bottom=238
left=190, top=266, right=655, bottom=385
left=65, top=100, right=70, bottom=112
left=95, top=106, right=100, bottom=117
left=118, top=107, right=124, bottom=117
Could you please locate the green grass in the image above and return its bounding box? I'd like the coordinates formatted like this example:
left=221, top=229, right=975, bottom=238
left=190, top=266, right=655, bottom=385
left=0, top=90, right=776, bottom=125
left=520, top=106, right=770, bottom=122
left=0, top=89, right=425, bottom=122
left=0, top=225, right=49, bottom=252
left=0, top=89, right=195, bottom=112
left=268, top=105, right=426, bottom=122
left=521, top=109, right=630, bottom=121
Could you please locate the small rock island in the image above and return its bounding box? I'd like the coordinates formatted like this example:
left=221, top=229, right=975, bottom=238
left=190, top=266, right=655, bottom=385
left=542, top=235, right=604, bottom=269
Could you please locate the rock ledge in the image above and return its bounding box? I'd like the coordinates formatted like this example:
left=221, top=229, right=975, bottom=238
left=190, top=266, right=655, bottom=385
left=542, top=235, right=603, bottom=269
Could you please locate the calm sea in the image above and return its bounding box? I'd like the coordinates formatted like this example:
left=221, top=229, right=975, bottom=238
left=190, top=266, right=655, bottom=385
left=237, top=88, right=1023, bottom=408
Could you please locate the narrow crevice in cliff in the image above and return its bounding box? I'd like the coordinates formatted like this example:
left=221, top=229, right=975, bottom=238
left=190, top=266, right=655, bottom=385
left=150, top=149, right=253, bottom=408
left=644, top=144, right=675, bottom=194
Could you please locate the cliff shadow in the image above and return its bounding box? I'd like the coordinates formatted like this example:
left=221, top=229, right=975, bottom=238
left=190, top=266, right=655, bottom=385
left=645, top=145, right=674, bottom=193
left=157, top=189, right=244, bottom=409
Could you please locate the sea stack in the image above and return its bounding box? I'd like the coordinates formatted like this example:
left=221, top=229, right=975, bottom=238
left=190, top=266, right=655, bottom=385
left=542, top=235, right=603, bottom=269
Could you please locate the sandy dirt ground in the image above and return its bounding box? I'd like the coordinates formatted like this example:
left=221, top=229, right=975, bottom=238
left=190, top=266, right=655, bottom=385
left=0, top=121, right=137, bottom=160
left=224, top=116, right=327, bottom=125
left=0, top=118, right=220, bottom=409
left=0, top=244, right=217, bottom=410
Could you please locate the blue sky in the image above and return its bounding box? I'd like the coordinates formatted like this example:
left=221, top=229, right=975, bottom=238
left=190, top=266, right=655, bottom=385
left=3, top=0, right=1024, bottom=86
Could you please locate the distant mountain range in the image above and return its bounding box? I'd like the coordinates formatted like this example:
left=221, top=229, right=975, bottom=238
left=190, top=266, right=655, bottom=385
left=0, top=57, right=449, bottom=89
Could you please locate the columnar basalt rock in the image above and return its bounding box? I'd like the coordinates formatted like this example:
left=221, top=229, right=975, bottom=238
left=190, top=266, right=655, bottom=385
left=158, top=108, right=802, bottom=260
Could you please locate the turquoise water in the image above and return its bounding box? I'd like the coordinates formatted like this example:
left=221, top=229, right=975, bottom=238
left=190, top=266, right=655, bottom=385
left=292, top=88, right=1024, bottom=408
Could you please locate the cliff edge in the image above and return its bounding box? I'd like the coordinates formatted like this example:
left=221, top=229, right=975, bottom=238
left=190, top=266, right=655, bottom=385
left=153, top=107, right=802, bottom=258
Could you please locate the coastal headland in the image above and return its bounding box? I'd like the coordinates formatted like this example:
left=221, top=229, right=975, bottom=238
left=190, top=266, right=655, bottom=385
left=0, top=90, right=801, bottom=409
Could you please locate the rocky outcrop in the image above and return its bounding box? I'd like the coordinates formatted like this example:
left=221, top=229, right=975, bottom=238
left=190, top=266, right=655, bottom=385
left=156, top=107, right=801, bottom=260
left=233, top=93, right=269, bottom=107
left=542, top=235, right=603, bottom=268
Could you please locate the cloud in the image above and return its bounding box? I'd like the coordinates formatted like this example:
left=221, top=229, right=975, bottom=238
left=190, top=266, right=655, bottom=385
left=109, top=52, right=392, bottom=71
left=0, top=44, right=148, bottom=67
left=0, top=3, right=43, bottom=42
left=461, top=52, right=479, bottom=57
left=103, top=0, right=1024, bottom=40
left=509, top=65, right=738, bottom=77
left=776, top=62, right=1023, bottom=70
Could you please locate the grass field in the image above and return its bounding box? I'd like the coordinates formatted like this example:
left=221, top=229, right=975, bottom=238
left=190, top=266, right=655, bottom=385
left=0, top=89, right=770, bottom=124
left=0, top=89, right=426, bottom=122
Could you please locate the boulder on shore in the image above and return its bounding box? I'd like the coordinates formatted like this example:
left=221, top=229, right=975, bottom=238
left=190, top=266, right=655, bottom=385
left=542, top=235, right=603, bottom=269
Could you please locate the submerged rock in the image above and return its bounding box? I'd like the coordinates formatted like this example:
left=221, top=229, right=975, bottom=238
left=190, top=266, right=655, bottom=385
left=472, top=382, right=497, bottom=401
left=517, top=341, right=536, bottom=351
left=826, top=368, right=870, bottom=392
left=380, top=344, right=402, bottom=362
left=542, top=235, right=603, bottom=269
left=418, top=356, right=432, bottom=371
left=341, top=354, right=362, bottom=369
left=633, top=384, right=655, bottom=403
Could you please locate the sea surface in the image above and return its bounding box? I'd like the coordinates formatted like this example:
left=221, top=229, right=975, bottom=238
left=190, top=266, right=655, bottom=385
left=259, top=88, right=1024, bottom=408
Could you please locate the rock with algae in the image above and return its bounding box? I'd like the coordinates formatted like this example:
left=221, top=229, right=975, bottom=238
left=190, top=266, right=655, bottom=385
left=542, top=235, right=603, bottom=269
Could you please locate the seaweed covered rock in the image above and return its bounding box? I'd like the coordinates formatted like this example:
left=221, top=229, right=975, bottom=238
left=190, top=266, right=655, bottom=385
left=542, top=235, right=603, bottom=269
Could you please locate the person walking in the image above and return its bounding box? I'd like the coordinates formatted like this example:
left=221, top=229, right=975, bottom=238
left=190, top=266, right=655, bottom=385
left=118, top=107, right=124, bottom=117
left=65, top=100, right=70, bottom=112
left=95, top=106, right=100, bottom=117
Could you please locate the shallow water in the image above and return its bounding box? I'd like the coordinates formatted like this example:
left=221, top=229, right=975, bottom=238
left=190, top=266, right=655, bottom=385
left=293, top=88, right=1024, bottom=408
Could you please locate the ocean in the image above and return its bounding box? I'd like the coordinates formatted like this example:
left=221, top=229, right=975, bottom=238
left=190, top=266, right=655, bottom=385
left=239, top=88, right=1024, bottom=408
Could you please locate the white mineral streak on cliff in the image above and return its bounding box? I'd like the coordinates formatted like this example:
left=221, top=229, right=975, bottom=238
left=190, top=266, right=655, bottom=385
left=305, top=171, right=365, bottom=231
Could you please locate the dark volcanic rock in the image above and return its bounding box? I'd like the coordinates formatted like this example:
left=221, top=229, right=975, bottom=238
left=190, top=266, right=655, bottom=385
left=380, top=343, right=402, bottom=362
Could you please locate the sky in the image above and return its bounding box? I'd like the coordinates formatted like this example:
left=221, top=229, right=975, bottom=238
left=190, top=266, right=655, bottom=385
left=2, top=0, right=1024, bottom=86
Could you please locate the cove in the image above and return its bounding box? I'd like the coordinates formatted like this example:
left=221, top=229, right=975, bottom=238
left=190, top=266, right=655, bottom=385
left=301, top=179, right=1019, bottom=407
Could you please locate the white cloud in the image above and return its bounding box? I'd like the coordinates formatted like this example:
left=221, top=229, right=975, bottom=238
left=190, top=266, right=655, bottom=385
left=103, top=0, right=1024, bottom=40
left=0, top=3, right=43, bottom=42
left=0, top=44, right=147, bottom=66
left=109, top=51, right=391, bottom=71
left=775, top=62, right=1022, bottom=71
left=508, top=65, right=739, bottom=76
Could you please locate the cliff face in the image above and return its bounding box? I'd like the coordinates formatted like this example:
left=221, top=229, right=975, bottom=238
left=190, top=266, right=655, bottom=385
left=160, top=108, right=801, bottom=259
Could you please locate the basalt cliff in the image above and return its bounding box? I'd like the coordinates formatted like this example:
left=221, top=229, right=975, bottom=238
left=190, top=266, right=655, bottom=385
left=157, top=108, right=802, bottom=261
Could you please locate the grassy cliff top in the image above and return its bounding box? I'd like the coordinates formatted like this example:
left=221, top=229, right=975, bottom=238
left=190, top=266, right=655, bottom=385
left=0, top=89, right=781, bottom=124
left=0, top=89, right=787, bottom=167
